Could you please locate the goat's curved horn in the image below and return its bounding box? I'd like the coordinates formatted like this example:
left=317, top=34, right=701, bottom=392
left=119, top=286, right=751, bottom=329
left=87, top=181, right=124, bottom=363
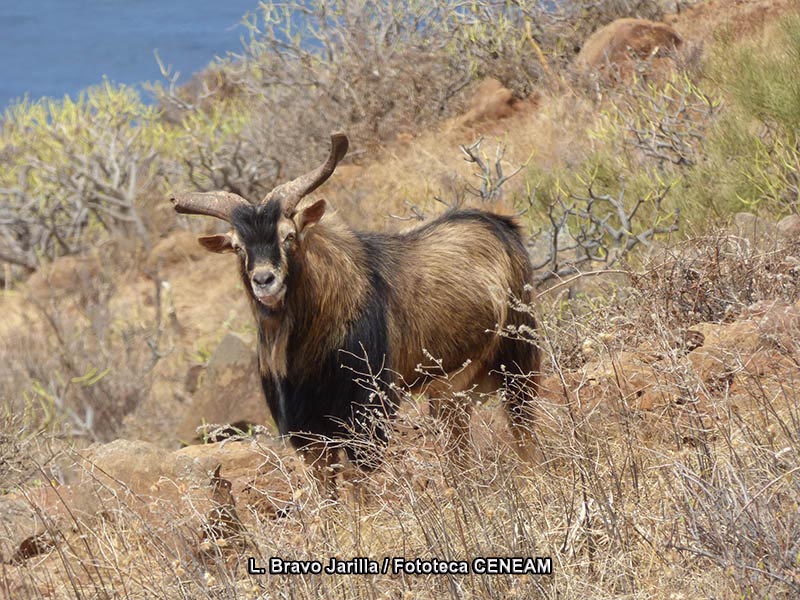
left=170, top=191, right=251, bottom=222
left=267, top=133, right=349, bottom=215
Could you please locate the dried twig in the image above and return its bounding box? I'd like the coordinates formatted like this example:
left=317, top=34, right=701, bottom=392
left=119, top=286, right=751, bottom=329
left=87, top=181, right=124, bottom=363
left=529, top=179, right=679, bottom=285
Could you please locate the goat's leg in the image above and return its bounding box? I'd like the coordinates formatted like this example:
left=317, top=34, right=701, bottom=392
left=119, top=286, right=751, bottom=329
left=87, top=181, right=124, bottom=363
left=429, top=394, right=474, bottom=466
left=490, top=330, right=542, bottom=461
left=502, top=378, right=540, bottom=459
left=302, top=442, right=338, bottom=499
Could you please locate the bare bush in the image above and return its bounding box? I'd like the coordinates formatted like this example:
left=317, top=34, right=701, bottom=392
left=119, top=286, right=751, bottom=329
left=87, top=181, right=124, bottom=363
left=529, top=178, right=680, bottom=284
left=387, top=137, right=524, bottom=222
left=156, top=0, right=478, bottom=177
left=0, top=408, right=63, bottom=494
left=392, top=137, right=680, bottom=285
left=153, top=0, right=684, bottom=204
left=459, top=137, right=525, bottom=204
left=535, top=284, right=800, bottom=597
left=609, top=72, right=721, bottom=170
left=0, top=268, right=167, bottom=442
left=632, top=231, right=800, bottom=326
left=666, top=374, right=800, bottom=596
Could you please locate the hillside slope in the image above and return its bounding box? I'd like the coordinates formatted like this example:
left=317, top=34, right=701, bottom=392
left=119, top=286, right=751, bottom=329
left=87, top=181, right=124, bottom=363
left=2, top=1, right=800, bottom=598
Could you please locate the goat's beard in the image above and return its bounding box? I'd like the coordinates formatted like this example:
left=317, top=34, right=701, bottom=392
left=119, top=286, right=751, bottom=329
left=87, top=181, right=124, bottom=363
left=252, top=284, right=286, bottom=310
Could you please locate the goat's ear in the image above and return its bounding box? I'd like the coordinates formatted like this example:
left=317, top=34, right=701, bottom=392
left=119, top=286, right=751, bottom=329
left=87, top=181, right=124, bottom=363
left=198, top=233, right=235, bottom=253
left=296, top=199, right=327, bottom=233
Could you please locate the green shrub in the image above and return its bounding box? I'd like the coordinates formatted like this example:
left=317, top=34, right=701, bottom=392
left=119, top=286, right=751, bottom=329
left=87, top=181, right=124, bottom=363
left=686, top=14, right=800, bottom=217
left=0, top=82, right=176, bottom=270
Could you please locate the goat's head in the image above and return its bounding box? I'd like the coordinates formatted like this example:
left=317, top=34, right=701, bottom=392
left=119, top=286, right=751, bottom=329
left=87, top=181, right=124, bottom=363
left=171, top=133, right=348, bottom=312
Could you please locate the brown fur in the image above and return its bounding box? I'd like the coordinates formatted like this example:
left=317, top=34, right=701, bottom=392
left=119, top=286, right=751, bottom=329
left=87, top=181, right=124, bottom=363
left=172, top=134, right=541, bottom=486
left=257, top=207, right=538, bottom=397
left=253, top=214, right=371, bottom=381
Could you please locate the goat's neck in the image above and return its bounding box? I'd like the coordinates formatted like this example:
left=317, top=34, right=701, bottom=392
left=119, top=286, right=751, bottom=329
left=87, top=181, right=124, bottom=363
left=256, top=219, right=368, bottom=380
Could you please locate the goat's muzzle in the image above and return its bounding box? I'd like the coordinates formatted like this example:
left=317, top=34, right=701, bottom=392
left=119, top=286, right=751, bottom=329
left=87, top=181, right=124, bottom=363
left=251, top=269, right=286, bottom=309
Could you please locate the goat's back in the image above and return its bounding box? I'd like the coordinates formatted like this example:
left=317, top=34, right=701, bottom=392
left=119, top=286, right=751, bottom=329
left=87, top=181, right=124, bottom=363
left=361, top=210, right=532, bottom=383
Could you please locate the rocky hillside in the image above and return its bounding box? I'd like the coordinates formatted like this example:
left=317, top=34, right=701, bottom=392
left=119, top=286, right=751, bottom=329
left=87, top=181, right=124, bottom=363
left=2, top=1, right=800, bottom=598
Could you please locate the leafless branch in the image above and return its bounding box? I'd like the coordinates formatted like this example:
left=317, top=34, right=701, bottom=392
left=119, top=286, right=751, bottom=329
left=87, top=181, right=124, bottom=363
left=611, top=73, right=720, bottom=170
left=0, top=104, right=160, bottom=271
left=529, top=179, right=680, bottom=285
left=459, top=137, right=525, bottom=203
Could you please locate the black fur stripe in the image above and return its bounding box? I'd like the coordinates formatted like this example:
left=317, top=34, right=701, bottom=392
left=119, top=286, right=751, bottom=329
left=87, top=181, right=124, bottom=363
left=264, top=236, right=395, bottom=469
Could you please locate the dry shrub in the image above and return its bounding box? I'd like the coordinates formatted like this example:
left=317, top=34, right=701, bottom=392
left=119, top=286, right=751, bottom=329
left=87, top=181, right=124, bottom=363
left=605, top=71, right=720, bottom=170
left=536, top=225, right=800, bottom=375
left=5, top=330, right=800, bottom=599
left=8, top=377, right=798, bottom=598
left=665, top=369, right=800, bottom=597
left=633, top=229, right=800, bottom=326
left=530, top=226, right=800, bottom=597
left=153, top=0, right=682, bottom=203
left=0, top=408, right=63, bottom=494
left=0, top=264, right=165, bottom=442
left=0, top=84, right=170, bottom=276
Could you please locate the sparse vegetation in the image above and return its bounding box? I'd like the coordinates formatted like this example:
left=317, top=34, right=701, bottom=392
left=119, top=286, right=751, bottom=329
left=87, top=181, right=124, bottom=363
left=0, top=83, right=172, bottom=273
left=685, top=13, right=800, bottom=217
left=2, top=1, right=800, bottom=598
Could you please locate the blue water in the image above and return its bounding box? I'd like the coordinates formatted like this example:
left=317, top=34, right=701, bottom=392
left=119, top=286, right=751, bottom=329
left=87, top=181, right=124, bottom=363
left=0, top=0, right=262, bottom=111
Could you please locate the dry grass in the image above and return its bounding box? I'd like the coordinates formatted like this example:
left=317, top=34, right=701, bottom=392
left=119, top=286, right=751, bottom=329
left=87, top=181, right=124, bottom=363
left=3, top=393, right=798, bottom=598
left=324, top=88, right=597, bottom=231
left=4, top=2, right=800, bottom=598
left=3, top=230, right=800, bottom=599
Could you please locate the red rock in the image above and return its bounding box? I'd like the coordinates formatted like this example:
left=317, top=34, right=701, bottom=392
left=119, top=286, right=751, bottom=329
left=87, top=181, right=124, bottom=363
left=176, top=332, right=273, bottom=444
left=576, top=18, right=682, bottom=78
left=777, top=214, right=800, bottom=237
left=450, top=78, right=534, bottom=130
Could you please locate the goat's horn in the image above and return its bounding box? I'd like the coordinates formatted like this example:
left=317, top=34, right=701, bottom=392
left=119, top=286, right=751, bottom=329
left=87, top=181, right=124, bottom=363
left=267, top=132, right=349, bottom=215
left=170, top=191, right=250, bottom=222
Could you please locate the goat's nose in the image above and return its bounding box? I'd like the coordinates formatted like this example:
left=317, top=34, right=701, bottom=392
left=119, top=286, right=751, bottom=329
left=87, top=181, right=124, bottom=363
left=252, top=271, right=276, bottom=287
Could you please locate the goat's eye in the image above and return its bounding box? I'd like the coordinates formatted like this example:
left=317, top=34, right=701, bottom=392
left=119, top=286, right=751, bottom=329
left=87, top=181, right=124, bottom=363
left=283, top=232, right=296, bottom=245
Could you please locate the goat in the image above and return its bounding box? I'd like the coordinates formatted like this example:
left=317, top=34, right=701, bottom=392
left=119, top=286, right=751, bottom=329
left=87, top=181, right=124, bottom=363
left=171, top=133, right=540, bottom=487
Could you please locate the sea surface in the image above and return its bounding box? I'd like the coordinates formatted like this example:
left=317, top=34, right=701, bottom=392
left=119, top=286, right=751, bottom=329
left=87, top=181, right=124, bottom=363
left=0, top=0, right=262, bottom=111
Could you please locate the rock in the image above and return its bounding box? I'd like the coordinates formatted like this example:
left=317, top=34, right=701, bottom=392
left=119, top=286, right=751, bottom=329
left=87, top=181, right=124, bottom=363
left=0, top=436, right=310, bottom=566
left=9, top=532, right=57, bottom=564
left=83, top=439, right=173, bottom=495
left=80, top=437, right=305, bottom=517
left=177, top=332, right=273, bottom=444
left=0, top=485, right=80, bottom=564
left=84, top=438, right=306, bottom=519
left=552, top=350, right=674, bottom=412
left=87, top=437, right=306, bottom=522
left=777, top=214, right=800, bottom=238
left=576, top=18, right=682, bottom=78
left=688, top=320, right=761, bottom=393
left=731, top=212, right=780, bottom=250
left=173, top=438, right=286, bottom=479
left=176, top=439, right=307, bottom=518
left=753, top=301, right=800, bottom=354
left=449, top=78, right=536, bottom=130
left=459, top=78, right=518, bottom=126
